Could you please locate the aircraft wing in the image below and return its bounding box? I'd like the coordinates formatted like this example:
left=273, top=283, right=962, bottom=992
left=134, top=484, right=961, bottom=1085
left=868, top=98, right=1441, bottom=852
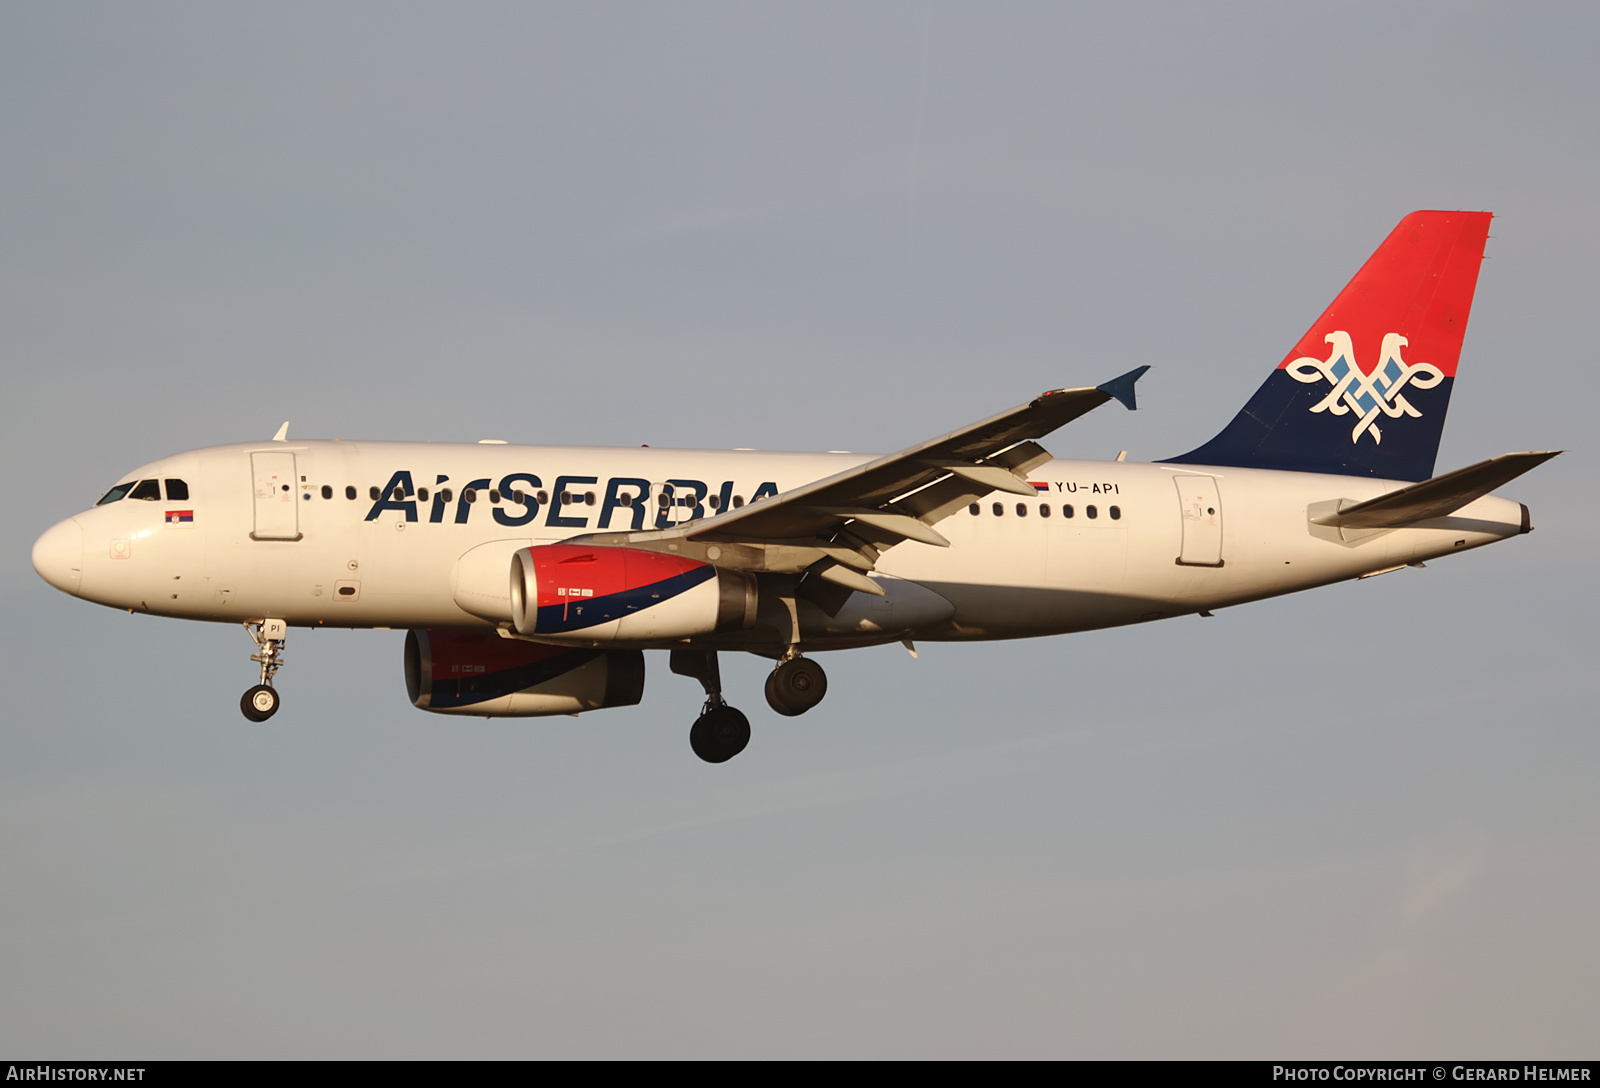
left=580, top=366, right=1148, bottom=595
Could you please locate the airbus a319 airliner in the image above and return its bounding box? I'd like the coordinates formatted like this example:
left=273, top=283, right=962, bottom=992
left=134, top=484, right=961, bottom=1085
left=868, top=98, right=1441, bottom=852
left=32, top=211, right=1556, bottom=762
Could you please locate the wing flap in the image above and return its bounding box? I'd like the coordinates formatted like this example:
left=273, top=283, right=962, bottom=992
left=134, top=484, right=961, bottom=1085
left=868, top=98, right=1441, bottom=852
left=814, top=562, right=886, bottom=596
left=922, top=460, right=1040, bottom=497
left=898, top=441, right=1054, bottom=523
left=811, top=508, right=953, bottom=547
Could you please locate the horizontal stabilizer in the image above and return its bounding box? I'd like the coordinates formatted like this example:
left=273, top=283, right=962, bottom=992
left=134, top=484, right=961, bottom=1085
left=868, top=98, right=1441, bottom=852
left=1311, top=451, right=1560, bottom=530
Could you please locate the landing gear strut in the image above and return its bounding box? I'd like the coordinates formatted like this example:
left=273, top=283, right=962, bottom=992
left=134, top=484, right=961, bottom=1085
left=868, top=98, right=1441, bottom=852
left=765, top=652, right=827, bottom=716
left=240, top=619, right=287, bottom=722
left=671, top=649, right=750, bottom=763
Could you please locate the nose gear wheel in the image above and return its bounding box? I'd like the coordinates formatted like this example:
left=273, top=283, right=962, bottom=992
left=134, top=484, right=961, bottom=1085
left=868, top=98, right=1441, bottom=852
left=241, top=684, right=280, bottom=722
left=240, top=620, right=287, bottom=722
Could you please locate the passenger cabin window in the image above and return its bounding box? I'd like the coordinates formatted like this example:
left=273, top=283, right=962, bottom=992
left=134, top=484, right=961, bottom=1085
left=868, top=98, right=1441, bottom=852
left=129, top=479, right=161, bottom=501
left=463, top=489, right=477, bottom=504
left=164, top=479, right=189, bottom=501
left=369, top=486, right=380, bottom=501
left=1086, top=505, right=1098, bottom=519
left=418, top=487, right=430, bottom=502
left=345, top=486, right=357, bottom=500
left=1040, top=504, right=1051, bottom=518
left=97, top=482, right=136, bottom=505
left=1110, top=506, right=1121, bottom=520
left=1016, top=503, right=1027, bottom=517
left=992, top=502, right=1003, bottom=516
left=1063, top=505, right=1074, bottom=518
left=969, top=504, right=980, bottom=516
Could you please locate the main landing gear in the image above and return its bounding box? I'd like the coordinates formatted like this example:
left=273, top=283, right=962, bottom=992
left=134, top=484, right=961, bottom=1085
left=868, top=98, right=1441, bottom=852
left=240, top=619, right=287, bottom=722
left=690, top=705, right=751, bottom=765
left=670, top=648, right=829, bottom=763
left=765, top=653, right=828, bottom=717
left=671, top=649, right=750, bottom=763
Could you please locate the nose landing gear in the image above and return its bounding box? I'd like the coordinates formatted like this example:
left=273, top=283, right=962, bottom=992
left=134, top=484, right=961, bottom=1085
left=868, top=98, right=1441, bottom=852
left=240, top=619, right=287, bottom=722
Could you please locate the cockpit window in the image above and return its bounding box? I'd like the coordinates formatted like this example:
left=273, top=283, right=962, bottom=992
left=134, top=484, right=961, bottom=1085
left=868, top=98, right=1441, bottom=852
left=164, top=479, right=189, bottom=501
left=97, top=481, right=136, bottom=505
left=129, top=479, right=161, bottom=501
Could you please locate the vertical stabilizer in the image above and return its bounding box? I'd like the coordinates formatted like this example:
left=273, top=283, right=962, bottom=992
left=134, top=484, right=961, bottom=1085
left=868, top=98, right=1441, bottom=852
left=1163, top=210, right=1492, bottom=480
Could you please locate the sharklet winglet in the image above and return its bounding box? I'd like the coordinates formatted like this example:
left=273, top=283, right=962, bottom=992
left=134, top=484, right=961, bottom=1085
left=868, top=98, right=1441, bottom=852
left=1096, top=366, right=1150, bottom=411
left=271, top=422, right=290, bottom=442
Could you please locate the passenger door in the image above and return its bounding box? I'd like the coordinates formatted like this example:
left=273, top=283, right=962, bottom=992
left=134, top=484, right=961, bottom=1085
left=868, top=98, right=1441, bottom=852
left=1173, top=475, right=1223, bottom=566
left=250, top=451, right=302, bottom=541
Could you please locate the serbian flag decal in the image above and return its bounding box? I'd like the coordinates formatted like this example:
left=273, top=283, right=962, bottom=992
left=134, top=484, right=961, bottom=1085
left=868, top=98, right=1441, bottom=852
left=165, top=510, right=194, bottom=528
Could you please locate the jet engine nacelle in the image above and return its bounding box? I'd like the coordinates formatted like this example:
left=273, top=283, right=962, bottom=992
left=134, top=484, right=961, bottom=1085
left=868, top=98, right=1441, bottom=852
left=404, top=628, right=645, bottom=717
left=508, top=543, right=756, bottom=644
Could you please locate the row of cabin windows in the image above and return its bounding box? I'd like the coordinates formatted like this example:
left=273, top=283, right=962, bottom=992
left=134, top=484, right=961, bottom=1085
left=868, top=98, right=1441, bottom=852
left=93, top=478, right=1104, bottom=524
left=322, top=486, right=749, bottom=510
left=93, top=477, right=1104, bottom=524
left=98, top=478, right=189, bottom=504
left=95, top=478, right=751, bottom=510
left=969, top=501, right=1121, bottom=520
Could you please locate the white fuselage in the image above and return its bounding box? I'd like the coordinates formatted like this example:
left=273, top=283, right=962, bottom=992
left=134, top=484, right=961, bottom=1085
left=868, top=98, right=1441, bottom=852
left=34, top=439, right=1528, bottom=650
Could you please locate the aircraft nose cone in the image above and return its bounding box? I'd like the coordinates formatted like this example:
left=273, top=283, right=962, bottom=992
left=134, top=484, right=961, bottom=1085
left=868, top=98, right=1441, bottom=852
left=33, top=517, right=83, bottom=596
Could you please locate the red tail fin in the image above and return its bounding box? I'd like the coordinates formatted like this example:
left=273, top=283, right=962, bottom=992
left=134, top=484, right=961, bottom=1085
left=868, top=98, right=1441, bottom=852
left=1166, top=211, right=1492, bottom=480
